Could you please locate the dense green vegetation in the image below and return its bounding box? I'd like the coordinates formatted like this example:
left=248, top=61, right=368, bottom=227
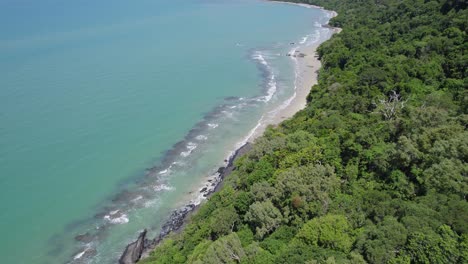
left=142, top=0, right=467, bottom=263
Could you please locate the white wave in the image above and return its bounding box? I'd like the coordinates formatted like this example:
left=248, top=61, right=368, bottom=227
left=73, top=250, right=86, bottom=260
left=237, top=102, right=247, bottom=109
left=187, top=115, right=266, bottom=207
left=109, top=210, right=119, bottom=215
left=270, top=90, right=297, bottom=116
left=252, top=52, right=268, bottom=66
left=268, top=69, right=299, bottom=118
left=180, top=142, right=197, bottom=157
left=265, top=75, right=277, bottom=102
left=289, top=46, right=299, bottom=57
left=235, top=115, right=264, bottom=150
left=191, top=193, right=207, bottom=206
left=132, top=195, right=143, bottom=202
left=221, top=110, right=235, bottom=118
left=158, top=169, right=169, bottom=175
left=144, top=199, right=158, bottom=208
left=295, top=3, right=313, bottom=8
left=104, top=213, right=129, bottom=224
left=268, top=37, right=303, bottom=117
left=191, top=182, right=218, bottom=206
left=153, top=184, right=174, bottom=192
left=184, top=116, right=266, bottom=208
left=252, top=51, right=278, bottom=103
left=184, top=115, right=270, bottom=213
left=207, top=123, right=219, bottom=129
left=111, top=215, right=129, bottom=224
left=158, top=161, right=180, bottom=175
left=308, top=31, right=321, bottom=45
left=257, top=74, right=277, bottom=103
left=276, top=1, right=323, bottom=10
left=299, top=36, right=309, bottom=44
left=196, top=135, right=208, bottom=141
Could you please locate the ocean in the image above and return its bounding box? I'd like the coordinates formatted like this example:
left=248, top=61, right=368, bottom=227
left=0, top=0, right=332, bottom=263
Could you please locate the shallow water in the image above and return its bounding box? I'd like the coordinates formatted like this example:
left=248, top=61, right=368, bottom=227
left=0, top=0, right=332, bottom=263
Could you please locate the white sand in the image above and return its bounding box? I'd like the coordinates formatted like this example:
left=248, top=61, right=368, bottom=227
left=249, top=2, right=341, bottom=140
left=271, top=44, right=322, bottom=122
left=249, top=44, right=322, bottom=139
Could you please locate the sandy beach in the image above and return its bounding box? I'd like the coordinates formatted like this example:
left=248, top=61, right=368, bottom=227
left=250, top=12, right=340, bottom=140
left=272, top=44, right=322, bottom=123
left=248, top=44, right=321, bottom=140
left=119, top=3, right=341, bottom=262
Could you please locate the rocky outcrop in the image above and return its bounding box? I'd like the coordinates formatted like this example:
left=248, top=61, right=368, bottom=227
left=156, top=204, right=195, bottom=241
left=119, top=229, right=147, bottom=264
left=214, top=142, right=251, bottom=192
left=119, top=143, right=252, bottom=263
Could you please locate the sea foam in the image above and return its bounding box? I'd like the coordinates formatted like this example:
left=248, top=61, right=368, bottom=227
left=180, top=142, right=197, bottom=157
left=207, top=123, right=219, bottom=129
left=73, top=250, right=85, bottom=260
left=104, top=211, right=129, bottom=224
left=252, top=51, right=277, bottom=102
left=195, top=135, right=208, bottom=141
left=153, top=184, right=174, bottom=192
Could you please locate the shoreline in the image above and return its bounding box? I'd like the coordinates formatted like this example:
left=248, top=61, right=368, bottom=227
left=120, top=143, right=253, bottom=263
left=119, top=2, right=341, bottom=263
left=250, top=1, right=340, bottom=139
left=250, top=43, right=323, bottom=139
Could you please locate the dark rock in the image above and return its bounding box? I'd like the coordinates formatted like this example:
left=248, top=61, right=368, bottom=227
left=82, top=248, right=97, bottom=259
left=119, top=229, right=147, bottom=264
left=224, top=96, right=239, bottom=101
left=112, top=190, right=136, bottom=203
left=120, top=143, right=253, bottom=262
left=93, top=212, right=107, bottom=219
left=74, top=233, right=93, bottom=243
left=217, top=167, right=225, bottom=174
left=154, top=204, right=196, bottom=242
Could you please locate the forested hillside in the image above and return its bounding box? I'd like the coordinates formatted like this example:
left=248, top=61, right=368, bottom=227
left=142, top=0, right=467, bottom=263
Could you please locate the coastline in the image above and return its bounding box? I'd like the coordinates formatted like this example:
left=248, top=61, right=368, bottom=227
left=119, top=2, right=341, bottom=263
left=250, top=2, right=341, bottom=138
left=120, top=143, right=253, bottom=263
left=251, top=43, right=322, bottom=139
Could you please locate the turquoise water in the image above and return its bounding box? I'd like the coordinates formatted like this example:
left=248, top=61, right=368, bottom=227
left=0, top=0, right=332, bottom=263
